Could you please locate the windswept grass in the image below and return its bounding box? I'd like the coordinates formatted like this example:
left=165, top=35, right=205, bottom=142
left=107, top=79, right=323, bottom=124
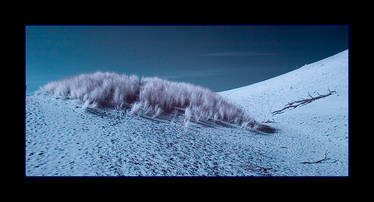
left=40, top=71, right=276, bottom=133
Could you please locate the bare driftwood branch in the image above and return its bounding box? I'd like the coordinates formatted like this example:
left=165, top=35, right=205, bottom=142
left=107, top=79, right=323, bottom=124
left=272, top=89, right=336, bottom=115
left=300, top=153, right=330, bottom=164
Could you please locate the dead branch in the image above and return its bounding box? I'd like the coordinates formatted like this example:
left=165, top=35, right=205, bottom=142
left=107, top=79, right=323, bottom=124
left=300, top=153, right=330, bottom=164
left=272, top=89, right=336, bottom=115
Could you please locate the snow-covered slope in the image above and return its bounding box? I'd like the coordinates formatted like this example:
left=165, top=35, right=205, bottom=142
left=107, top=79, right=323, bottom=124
left=219, top=50, right=348, bottom=175
left=219, top=50, right=348, bottom=123
left=25, top=50, right=348, bottom=176
left=26, top=95, right=280, bottom=176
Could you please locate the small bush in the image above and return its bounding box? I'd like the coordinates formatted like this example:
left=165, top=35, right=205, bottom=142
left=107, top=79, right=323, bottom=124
left=40, top=71, right=275, bottom=133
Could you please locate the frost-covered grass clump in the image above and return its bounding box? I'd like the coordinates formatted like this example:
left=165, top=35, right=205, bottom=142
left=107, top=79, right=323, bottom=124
left=40, top=71, right=276, bottom=133
left=42, top=71, right=140, bottom=108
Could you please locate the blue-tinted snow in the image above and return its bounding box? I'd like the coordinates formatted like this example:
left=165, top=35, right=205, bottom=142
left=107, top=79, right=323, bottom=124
left=25, top=50, right=348, bottom=176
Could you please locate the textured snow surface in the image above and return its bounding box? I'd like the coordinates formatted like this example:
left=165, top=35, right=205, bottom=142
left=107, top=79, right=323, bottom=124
left=26, top=94, right=280, bottom=176
left=25, top=50, right=348, bottom=176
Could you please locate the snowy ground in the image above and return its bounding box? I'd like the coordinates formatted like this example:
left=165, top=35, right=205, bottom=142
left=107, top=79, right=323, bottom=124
left=25, top=50, right=348, bottom=176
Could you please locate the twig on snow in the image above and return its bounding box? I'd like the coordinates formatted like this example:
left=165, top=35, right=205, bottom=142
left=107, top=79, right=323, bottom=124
left=272, top=89, right=336, bottom=115
left=300, top=153, right=330, bottom=164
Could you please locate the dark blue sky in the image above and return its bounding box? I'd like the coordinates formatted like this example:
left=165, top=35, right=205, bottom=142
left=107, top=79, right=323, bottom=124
left=26, top=25, right=348, bottom=93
